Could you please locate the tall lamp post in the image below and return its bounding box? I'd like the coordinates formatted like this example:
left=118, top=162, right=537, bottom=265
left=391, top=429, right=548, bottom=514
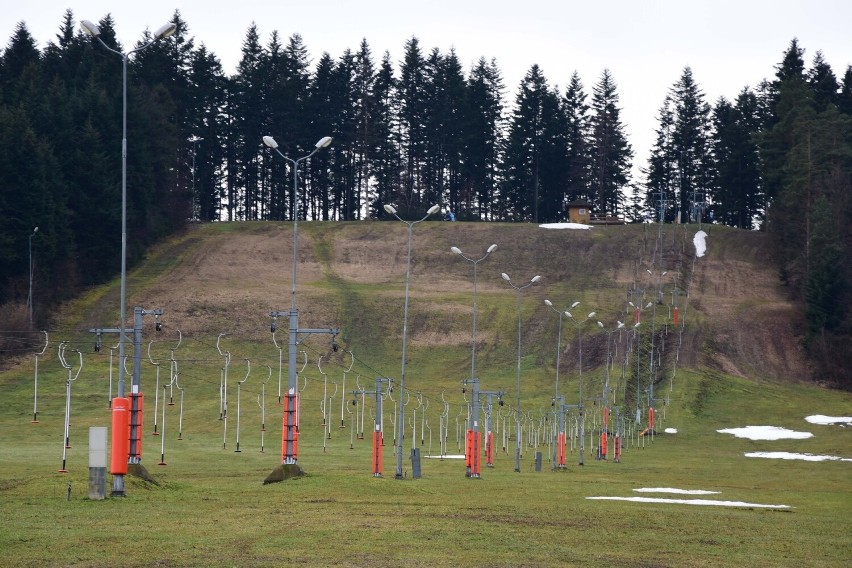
left=451, top=244, right=497, bottom=385
left=385, top=203, right=441, bottom=479
left=189, top=136, right=203, bottom=222
left=452, top=243, right=497, bottom=478
left=81, top=17, right=176, bottom=497
left=629, top=300, right=652, bottom=423
left=263, top=135, right=333, bottom=468
left=566, top=304, right=596, bottom=465
left=263, top=135, right=333, bottom=313
left=27, top=227, right=38, bottom=327
left=543, top=299, right=572, bottom=469
left=501, top=272, right=541, bottom=472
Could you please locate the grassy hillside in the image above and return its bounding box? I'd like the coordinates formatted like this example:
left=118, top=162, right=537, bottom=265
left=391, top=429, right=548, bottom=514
left=1, top=220, right=850, bottom=567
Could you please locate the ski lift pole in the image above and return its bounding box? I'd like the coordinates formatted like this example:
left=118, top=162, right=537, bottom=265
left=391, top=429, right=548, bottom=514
left=158, top=381, right=168, bottom=465
left=327, top=381, right=338, bottom=441
left=318, top=355, right=329, bottom=452
left=175, top=369, right=185, bottom=441
left=106, top=342, right=118, bottom=408
left=269, top=311, right=338, bottom=467
left=167, top=330, right=181, bottom=405
left=257, top=366, right=271, bottom=452
left=147, top=340, right=161, bottom=436
left=32, top=330, right=48, bottom=423
left=58, top=345, right=83, bottom=472
left=271, top=329, right=283, bottom=404
left=235, top=359, right=250, bottom=452
left=340, top=351, right=354, bottom=428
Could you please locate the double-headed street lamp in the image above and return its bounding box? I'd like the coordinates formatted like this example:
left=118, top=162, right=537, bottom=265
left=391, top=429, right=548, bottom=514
left=501, top=272, right=541, bottom=472
left=385, top=203, right=441, bottom=479
left=544, top=299, right=574, bottom=469
left=28, top=227, right=38, bottom=327
left=263, top=135, right=333, bottom=312
left=565, top=304, right=596, bottom=466
left=263, top=135, right=333, bottom=469
left=451, top=244, right=497, bottom=385
left=81, top=16, right=176, bottom=497
left=629, top=300, right=652, bottom=423
left=452, top=243, right=497, bottom=478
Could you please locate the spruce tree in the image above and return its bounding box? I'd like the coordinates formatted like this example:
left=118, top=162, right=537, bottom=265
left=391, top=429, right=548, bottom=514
left=563, top=71, right=592, bottom=204
left=588, top=69, right=633, bottom=218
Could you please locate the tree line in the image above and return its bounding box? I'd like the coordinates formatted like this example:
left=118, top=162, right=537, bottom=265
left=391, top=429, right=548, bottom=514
left=0, top=11, right=849, bottom=384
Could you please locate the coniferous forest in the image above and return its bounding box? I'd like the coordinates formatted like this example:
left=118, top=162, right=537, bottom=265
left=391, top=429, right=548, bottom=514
left=1, top=10, right=850, bottom=383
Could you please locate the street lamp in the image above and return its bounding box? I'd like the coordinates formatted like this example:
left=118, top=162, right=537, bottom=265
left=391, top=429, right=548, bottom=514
left=385, top=203, right=441, bottom=479
left=81, top=16, right=176, bottom=498
left=263, top=134, right=333, bottom=469
left=27, top=227, right=38, bottom=327
left=451, top=244, right=497, bottom=384
left=263, top=135, right=333, bottom=312
left=629, top=300, right=652, bottom=423
left=452, top=244, right=497, bottom=478
left=596, top=319, right=625, bottom=460
left=189, top=136, right=203, bottom=222
left=501, top=272, right=541, bottom=472
left=565, top=304, right=596, bottom=466
left=543, top=299, right=570, bottom=469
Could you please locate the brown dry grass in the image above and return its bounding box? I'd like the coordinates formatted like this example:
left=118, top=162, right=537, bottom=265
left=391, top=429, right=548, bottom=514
left=57, top=220, right=808, bottom=383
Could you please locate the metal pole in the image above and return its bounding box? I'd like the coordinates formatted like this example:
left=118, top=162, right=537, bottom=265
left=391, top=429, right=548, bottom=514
left=81, top=18, right=175, bottom=497
left=501, top=273, right=541, bottom=472
left=384, top=204, right=440, bottom=479
left=28, top=227, right=38, bottom=326
left=263, top=136, right=332, bottom=467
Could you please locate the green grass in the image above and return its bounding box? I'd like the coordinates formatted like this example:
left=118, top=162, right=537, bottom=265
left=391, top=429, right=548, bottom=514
left=2, top=221, right=851, bottom=566
left=2, top=349, right=851, bottom=567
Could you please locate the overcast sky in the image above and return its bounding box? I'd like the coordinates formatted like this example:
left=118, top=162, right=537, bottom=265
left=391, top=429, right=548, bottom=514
left=6, top=1, right=851, bottom=176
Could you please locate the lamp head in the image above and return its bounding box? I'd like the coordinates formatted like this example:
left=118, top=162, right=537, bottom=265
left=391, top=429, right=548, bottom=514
left=450, top=246, right=462, bottom=255
left=571, top=301, right=580, bottom=308
left=383, top=204, right=397, bottom=215
left=33, top=227, right=39, bottom=234
left=597, top=321, right=604, bottom=328
left=487, top=244, right=498, bottom=253
left=426, top=204, right=441, bottom=215
left=501, top=272, right=510, bottom=282
left=544, top=299, right=553, bottom=307
left=531, top=275, right=541, bottom=283
left=315, top=136, right=333, bottom=149
left=153, top=23, right=177, bottom=40
left=80, top=20, right=100, bottom=37
left=617, top=321, right=625, bottom=329
left=565, top=312, right=573, bottom=319
left=262, top=136, right=279, bottom=149
left=628, top=301, right=635, bottom=308
left=588, top=311, right=596, bottom=318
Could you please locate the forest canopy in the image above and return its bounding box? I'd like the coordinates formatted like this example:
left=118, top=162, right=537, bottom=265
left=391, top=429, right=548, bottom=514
left=1, top=10, right=850, bottom=382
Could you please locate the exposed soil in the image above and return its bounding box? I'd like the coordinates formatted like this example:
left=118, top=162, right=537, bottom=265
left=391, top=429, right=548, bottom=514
left=60, top=221, right=808, bottom=383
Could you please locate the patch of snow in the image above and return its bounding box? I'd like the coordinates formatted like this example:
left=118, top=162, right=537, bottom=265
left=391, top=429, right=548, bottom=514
left=717, top=425, right=813, bottom=440
left=745, top=451, right=852, bottom=462
left=634, top=488, right=719, bottom=495
left=693, top=230, right=708, bottom=257
left=805, top=415, right=852, bottom=426
left=539, top=222, right=592, bottom=230
left=587, top=496, right=790, bottom=509
left=664, top=427, right=678, bottom=434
